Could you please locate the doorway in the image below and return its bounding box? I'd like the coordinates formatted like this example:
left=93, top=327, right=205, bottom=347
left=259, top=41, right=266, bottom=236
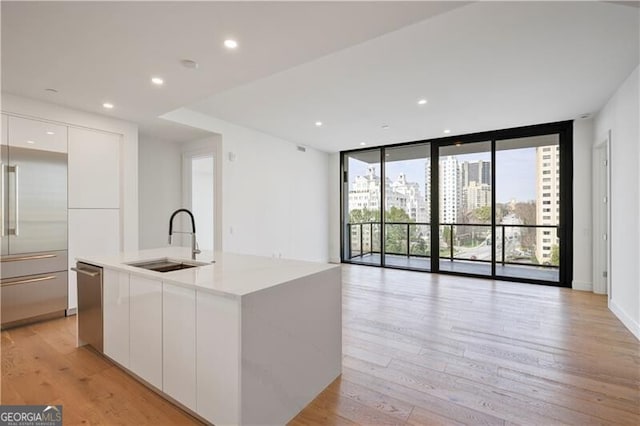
left=183, top=150, right=214, bottom=251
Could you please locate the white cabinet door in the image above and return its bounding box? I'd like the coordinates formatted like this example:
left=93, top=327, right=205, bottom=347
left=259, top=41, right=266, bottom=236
left=196, top=291, right=240, bottom=425
left=129, top=275, right=162, bottom=390
left=68, top=209, right=119, bottom=310
left=103, top=269, right=129, bottom=368
left=163, top=283, right=196, bottom=411
left=68, top=127, right=120, bottom=208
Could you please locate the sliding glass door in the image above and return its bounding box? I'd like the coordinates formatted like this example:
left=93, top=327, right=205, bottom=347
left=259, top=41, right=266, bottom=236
left=383, top=144, right=430, bottom=271
left=494, top=135, right=560, bottom=282
left=342, top=150, right=382, bottom=266
left=437, top=141, right=493, bottom=276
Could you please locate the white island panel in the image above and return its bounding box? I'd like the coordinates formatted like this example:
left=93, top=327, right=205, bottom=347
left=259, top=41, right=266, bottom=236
left=196, top=291, right=241, bottom=425
left=240, top=267, right=342, bottom=425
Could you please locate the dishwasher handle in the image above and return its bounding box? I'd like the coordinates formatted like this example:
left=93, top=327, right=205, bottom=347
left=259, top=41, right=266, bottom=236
left=71, top=266, right=101, bottom=277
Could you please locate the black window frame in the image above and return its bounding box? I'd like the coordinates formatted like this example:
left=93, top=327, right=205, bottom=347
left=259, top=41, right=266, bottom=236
left=339, top=120, right=573, bottom=288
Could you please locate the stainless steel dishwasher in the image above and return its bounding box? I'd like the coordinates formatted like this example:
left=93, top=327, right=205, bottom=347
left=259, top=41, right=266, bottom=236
left=71, top=262, right=103, bottom=352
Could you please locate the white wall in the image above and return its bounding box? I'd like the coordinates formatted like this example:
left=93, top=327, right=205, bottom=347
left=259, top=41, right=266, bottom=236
left=1, top=93, right=139, bottom=251
left=162, top=109, right=330, bottom=262
left=138, top=136, right=182, bottom=249
left=572, top=119, right=594, bottom=291
left=594, top=65, right=640, bottom=339
left=328, top=153, right=341, bottom=263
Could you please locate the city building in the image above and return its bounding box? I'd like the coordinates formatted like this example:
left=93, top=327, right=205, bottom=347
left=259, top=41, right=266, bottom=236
left=464, top=180, right=492, bottom=213
left=439, top=156, right=460, bottom=224
left=348, top=168, right=426, bottom=223
left=535, top=145, right=561, bottom=263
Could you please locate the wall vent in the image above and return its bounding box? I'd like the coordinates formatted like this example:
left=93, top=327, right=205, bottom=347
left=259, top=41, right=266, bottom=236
left=297, top=145, right=307, bottom=152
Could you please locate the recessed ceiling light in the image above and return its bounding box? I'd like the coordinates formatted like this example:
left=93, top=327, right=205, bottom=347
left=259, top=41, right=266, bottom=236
left=151, top=77, right=164, bottom=85
left=418, top=99, right=427, bottom=105
left=443, top=129, right=451, bottom=134
left=103, top=102, right=114, bottom=109
left=46, top=131, right=55, bottom=135
left=180, top=59, right=199, bottom=69
left=381, top=125, right=390, bottom=130
left=360, top=142, right=366, bottom=146
left=315, top=121, right=323, bottom=127
left=455, top=142, right=462, bottom=146
left=45, top=88, right=58, bottom=93
left=27, top=140, right=35, bottom=144
left=224, top=39, right=238, bottom=49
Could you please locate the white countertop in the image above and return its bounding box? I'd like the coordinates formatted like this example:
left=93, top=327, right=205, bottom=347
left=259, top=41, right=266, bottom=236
left=77, top=247, right=339, bottom=298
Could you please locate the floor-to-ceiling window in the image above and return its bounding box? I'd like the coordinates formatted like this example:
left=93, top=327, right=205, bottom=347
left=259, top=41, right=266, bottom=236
left=340, top=121, right=573, bottom=287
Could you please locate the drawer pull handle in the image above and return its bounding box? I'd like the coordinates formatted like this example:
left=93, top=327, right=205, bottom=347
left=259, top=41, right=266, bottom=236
left=1, top=254, right=57, bottom=262
left=71, top=267, right=100, bottom=277
left=0, top=275, right=57, bottom=287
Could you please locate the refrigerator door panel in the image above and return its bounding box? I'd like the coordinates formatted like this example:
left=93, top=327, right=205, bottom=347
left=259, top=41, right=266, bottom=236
left=7, top=146, right=67, bottom=254
left=0, top=250, right=68, bottom=280
left=1, top=270, right=68, bottom=327
left=1, top=141, right=7, bottom=257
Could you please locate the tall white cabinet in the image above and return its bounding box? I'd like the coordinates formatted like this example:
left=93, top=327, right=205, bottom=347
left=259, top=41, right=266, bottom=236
left=67, top=127, right=121, bottom=310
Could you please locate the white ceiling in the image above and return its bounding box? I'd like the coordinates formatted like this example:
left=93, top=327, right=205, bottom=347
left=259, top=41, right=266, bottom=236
left=2, top=2, right=638, bottom=150
left=1, top=1, right=467, bottom=143
left=189, top=1, right=640, bottom=152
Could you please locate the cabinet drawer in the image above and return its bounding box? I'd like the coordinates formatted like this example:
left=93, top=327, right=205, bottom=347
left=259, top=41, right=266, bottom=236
left=1, top=271, right=68, bottom=325
left=0, top=250, right=68, bottom=279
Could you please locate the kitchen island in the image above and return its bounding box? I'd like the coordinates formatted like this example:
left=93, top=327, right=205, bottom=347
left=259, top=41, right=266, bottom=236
left=77, top=248, right=342, bottom=425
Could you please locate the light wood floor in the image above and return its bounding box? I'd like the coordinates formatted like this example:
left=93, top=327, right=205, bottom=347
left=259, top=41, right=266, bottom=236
left=2, top=264, right=639, bottom=425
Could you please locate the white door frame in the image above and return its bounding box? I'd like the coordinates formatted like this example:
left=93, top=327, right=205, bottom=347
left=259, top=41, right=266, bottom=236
left=592, top=131, right=611, bottom=296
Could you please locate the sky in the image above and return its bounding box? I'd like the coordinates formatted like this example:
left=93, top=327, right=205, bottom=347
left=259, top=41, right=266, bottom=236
left=348, top=147, right=539, bottom=203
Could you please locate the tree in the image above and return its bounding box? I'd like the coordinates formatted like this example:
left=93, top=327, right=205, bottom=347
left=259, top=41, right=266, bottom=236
left=349, top=208, right=379, bottom=223
left=550, top=244, right=559, bottom=266
left=513, top=201, right=536, bottom=225
left=384, top=207, right=415, bottom=255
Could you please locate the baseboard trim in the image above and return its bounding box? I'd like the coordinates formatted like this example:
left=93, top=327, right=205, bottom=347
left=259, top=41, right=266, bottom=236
left=66, top=307, right=77, bottom=316
left=572, top=280, right=593, bottom=291
left=329, top=257, right=341, bottom=264
left=609, top=299, right=640, bottom=340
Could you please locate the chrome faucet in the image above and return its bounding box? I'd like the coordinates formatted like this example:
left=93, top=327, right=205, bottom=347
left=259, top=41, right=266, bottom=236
left=168, top=208, right=201, bottom=260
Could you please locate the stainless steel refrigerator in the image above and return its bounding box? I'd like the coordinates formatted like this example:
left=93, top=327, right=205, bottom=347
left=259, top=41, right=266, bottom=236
left=1, top=115, right=68, bottom=329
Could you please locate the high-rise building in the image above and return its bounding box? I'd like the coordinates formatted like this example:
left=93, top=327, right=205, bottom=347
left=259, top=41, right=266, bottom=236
left=535, top=145, right=560, bottom=263
left=461, top=160, right=491, bottom=187
left=463, top=181, right=491, bottom=212
left=425, top=162, right=431, bottom=223
left=440, top=156, right=460, bottom=224
left=459, top=160, right=491, bottom=218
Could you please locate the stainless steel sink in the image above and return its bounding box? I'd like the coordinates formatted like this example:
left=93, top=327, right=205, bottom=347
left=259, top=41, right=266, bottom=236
left=126, top=258, right=209, bottom=273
